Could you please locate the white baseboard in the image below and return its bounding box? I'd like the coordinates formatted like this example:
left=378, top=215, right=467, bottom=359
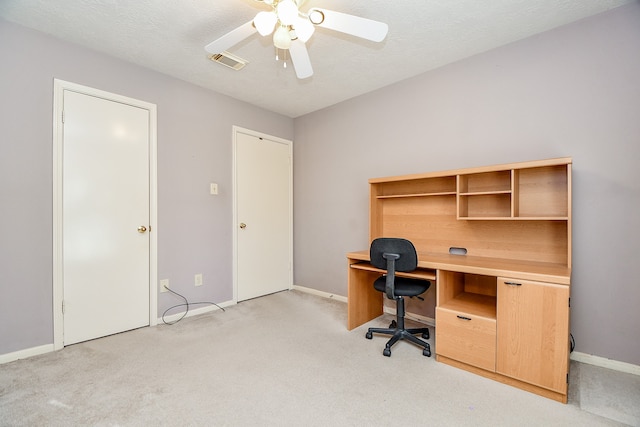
left=0, top=344, right=55, bottom=365
left=293, top=285, right=347, bottom=303
left=571, top=351, right=640, bottom=376
left=158, top=299, right=235, bottom=324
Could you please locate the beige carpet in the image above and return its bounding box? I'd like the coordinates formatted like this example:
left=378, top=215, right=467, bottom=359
left=0, top=290, right=635, bottom=426
left=572, top=362, right=640, bottom=426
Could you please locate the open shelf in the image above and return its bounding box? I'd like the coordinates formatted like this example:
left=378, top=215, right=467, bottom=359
left=458, top=193, right=512, bottom=218
left=438, top=271, right=497, bottom=319
left=456, top=164, right=570, bottom=220
left=439, top=292, right=497, bottom=320
left=375, top=175, right=456, bottom=198
left=514, top=165, right=569, bottom=218
left=458, top=170, right=512, bottom=194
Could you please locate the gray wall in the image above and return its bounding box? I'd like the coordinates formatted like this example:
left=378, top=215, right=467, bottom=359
left=0, top=19, right=293, bottom=355
left=293, top=3, right=640, bottom=366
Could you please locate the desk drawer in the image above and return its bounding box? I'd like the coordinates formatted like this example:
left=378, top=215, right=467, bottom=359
left=436, top=308, right=496, bottom=372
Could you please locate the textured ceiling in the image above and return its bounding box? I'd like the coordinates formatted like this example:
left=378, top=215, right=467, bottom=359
left=0, top=0, right=633, bottom=117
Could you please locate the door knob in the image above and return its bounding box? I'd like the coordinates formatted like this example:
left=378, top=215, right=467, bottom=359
left=239, top=223, right=247, bottom=229
left=137, top=226, right=147, bottom=233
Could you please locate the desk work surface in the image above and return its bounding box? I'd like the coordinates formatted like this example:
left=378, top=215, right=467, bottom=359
left=347, top=251, right=570, bottom=285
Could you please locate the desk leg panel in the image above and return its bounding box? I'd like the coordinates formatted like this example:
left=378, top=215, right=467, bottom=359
left=347, top=263, right=383, bottom=330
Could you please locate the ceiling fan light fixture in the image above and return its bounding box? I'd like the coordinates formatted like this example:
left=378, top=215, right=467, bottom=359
left=276, top=0, right=298, bottom=26
left=273, top=25, right=292, bottom=49
left=254, top=11, right=277, bottom=36
left=206, top=1, right=388, bottom=79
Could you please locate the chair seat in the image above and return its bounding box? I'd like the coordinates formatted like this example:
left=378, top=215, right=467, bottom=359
left=374, top=276, right=430, bottom=297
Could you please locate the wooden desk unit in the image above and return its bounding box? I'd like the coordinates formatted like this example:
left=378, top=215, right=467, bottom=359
left=347, top=158, right=572, bottom=403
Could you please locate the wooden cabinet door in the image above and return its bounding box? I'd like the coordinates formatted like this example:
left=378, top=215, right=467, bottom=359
left=496, top=278, right=570, bottom=394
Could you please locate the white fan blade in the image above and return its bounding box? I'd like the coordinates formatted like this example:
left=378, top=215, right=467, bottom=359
left=205, top=21, right=257, bottom=54
left=289, top=40, right=313, bottom=79
left=309, top=8, right=388, bottom=42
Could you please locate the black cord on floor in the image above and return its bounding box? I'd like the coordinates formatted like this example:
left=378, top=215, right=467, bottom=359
left=162, top=286, right=225, bottom=325
left=570, top=333, right=575, bottom=353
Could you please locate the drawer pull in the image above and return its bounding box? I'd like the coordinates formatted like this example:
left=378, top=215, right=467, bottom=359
left=504, top=281, right=522, bottom=286
left=456, top=315, right=472, bottom=321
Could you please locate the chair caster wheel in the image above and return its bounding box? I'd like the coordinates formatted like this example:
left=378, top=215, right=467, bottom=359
left=423, top=348, right=431, bottom=357
left=389, top=320, right=397, bottom=329
left=365, top=331, right=373, bottom=339
left=383, top=348, right=391, bottom=357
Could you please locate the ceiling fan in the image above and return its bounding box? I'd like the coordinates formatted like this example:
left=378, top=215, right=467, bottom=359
left=204, top=0, right=389, bottom=79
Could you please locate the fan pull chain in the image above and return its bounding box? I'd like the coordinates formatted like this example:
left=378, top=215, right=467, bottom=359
left=275, top=48, right=288, bottom=69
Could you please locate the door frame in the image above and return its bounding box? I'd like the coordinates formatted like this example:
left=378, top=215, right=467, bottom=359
left=52, top=79, right=158, bottom=350
left=232, top=126, right=293, bottom=303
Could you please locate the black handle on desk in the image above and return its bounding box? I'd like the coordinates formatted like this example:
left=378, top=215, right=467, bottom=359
left=504, top=281, right=522, bottom=286
left=456, top=315, right=472, bottom=321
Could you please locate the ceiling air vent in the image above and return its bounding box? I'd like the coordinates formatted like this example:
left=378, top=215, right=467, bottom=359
left=209, top=51, right=247, bottom=71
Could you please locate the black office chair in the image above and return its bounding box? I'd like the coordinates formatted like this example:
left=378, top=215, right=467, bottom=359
left=365, top=238, right=432, bottom=357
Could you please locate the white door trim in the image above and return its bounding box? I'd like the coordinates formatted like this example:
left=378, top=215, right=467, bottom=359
left=52, top=79, right=158, bottom=350
left=232, top=126, right=293, bottom=303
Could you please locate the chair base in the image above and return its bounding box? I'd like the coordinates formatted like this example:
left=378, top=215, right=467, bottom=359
left=366, top=315, right=431, bottom=357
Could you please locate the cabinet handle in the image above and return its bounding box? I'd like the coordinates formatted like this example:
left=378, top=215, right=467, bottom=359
left=504, top=281, right=522, bottom=286
left=456, top=315, right=472, bottom=321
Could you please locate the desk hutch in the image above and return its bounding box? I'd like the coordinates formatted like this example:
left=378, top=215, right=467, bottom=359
left=347, top=158, right=572, bottom=403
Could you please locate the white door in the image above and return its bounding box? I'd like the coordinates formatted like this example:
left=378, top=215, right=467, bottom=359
left=234, top=128, right=292, bottom=301
left=62, top=89, right=150, bottom=345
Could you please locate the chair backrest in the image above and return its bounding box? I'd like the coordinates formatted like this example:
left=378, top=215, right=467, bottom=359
left=370, top=238, right=418, bottom=272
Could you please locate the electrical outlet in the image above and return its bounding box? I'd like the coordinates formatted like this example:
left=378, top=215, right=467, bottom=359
left=160, top=279, right=169, bottom=293
left=195, top=274, right=203, bottom=287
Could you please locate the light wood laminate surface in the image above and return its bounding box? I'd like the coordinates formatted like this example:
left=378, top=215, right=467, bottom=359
left=348, top=158, right=572, bottom=403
